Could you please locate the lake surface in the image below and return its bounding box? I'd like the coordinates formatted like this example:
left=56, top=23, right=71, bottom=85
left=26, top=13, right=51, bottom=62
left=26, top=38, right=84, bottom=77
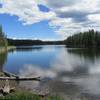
left=1, top=45, right=100, bottom=99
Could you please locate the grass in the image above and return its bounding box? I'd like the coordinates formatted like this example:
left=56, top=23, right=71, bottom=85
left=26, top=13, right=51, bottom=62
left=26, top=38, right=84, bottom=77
left=0, top=91, right=62, bottom=100
left=7, top=46, right=16, bottom=51
left=0, top=92, right=40, bottom=100
left=0, top=72, right=5, bottom=76
left=0, top=47, right=7, bottom=53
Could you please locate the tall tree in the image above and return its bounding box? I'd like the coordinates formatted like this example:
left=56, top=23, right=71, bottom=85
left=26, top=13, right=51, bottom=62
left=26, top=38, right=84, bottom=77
left=64, top=29, right=100, bottom=48
left=0, top=25, right=7, bottom=47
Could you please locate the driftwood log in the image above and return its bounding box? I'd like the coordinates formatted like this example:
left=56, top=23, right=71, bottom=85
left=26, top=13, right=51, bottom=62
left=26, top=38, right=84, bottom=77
left=0, top=77, right=41, bottom=81
left=2, top=71, right=41, bottom=81
left=0, top=80, right=15, bottom=95
left=0, top=71, right=41, bottom=95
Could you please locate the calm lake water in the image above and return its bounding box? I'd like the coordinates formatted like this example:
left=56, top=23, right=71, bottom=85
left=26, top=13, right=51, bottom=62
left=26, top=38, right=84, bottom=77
left=1, top=45, right=100, bottom=99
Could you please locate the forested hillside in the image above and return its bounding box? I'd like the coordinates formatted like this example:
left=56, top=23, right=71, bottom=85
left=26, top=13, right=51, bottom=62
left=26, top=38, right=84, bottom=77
left=64, top=29, right=100, bottom=47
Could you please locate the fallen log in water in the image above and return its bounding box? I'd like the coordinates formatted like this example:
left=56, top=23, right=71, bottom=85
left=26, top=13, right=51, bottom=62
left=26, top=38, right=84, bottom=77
left=0, top=77, right=41, bottom=81
left=3, top=71, right=41, bottom=81
left=3, top=71, right=19, bottom=77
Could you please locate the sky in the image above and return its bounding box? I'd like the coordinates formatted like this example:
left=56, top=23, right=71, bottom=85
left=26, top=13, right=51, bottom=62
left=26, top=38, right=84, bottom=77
left=0, top=0, right=100, bottom=40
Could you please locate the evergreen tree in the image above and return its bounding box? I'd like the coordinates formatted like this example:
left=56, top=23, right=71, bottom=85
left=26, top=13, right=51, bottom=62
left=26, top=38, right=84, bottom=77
left=0, top=25, right=7, bottom=47
left=64, top=29, right=100, bottom=48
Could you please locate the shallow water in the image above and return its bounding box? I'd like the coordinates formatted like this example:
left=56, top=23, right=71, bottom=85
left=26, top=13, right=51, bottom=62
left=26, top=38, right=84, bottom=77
left=1, top=45, right=100, bottom=99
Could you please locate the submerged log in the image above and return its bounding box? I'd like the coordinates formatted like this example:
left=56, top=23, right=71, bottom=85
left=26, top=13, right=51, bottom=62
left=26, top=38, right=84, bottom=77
left=0, top=71, right=41, bottom=95
left=0, top=77, right=41, bottom=81
left=3, top=71, right=40, bottom=81
left=3, top=71, right=19, bottom=77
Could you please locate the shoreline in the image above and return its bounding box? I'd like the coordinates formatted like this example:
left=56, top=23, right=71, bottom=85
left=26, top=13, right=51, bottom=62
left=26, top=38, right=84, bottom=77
left=0, top=71, right=61, bottom=100
left=7, top=46, right=16, bottom=51
left=0, top=47, right=7, bottom=53
left=0, top=46, right=16, bottom=54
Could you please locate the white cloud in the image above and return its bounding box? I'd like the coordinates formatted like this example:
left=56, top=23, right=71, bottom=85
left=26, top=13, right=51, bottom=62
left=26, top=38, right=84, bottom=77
left=0, top=0, right=100, bottom=38
left=47, top=0, right=100, bottom=37
left=88, top=14, right=100, bottom=22
left=0, top=0, right=56, bottom=25
left=49, top=17, right=82, bottom=37
left=19, top=64, right=57, bottom=78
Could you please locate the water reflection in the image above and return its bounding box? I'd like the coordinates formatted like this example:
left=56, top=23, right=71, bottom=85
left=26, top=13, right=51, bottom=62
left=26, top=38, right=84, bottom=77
left=3, top=46, right=100, bottom=99
left=67, top=48, right=100, bottom=61
left=0, top=51, right=7, bottom=71
left=16, top=46, right=43, bottom=52
left=50, top=47, right=100, bottom=98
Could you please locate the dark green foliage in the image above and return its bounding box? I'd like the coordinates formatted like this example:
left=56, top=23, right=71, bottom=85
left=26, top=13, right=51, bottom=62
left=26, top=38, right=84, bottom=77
left=7, top=39, right=64, bottom=46
left=7, top=39, right=43, bottom=46
left=0, top=51, right=7, bottom=71
left=64, top=29, right=100, bottom=48
left=0, top=25, right=7, bottom=47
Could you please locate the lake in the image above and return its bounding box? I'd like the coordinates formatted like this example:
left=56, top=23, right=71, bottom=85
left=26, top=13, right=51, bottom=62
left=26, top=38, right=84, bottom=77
left=1, top=45, right=100, bottom=99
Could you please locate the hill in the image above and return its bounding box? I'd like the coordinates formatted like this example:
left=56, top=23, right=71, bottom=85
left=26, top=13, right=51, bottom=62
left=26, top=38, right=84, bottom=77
left=64, top=29, right=100, bottom=48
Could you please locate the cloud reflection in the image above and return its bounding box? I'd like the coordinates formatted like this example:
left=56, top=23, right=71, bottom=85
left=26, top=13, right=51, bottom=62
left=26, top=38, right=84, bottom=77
left=19, top=64, right=56, bottom=78
left=19, top=47, right=100, bottom=96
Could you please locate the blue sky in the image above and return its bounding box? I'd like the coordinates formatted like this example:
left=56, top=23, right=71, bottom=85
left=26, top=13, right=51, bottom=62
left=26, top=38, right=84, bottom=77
left=0, top=5, right=60, bottom=40
left=0, top=0, right=100, bottom=40
left=0, top=14, right=60, bottom=40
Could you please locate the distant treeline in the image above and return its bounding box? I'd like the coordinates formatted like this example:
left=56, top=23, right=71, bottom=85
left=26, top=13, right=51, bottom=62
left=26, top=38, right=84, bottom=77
left=7, top=39, right=43, bottom=46
left=64, top=29, right=100, bottom=48
left=0, top=26, right=7, bottom=48
left=6, top=29, right=100, bottom=47
left=1, top=24, right=100, bottom=48
left=7, top=39, right=64, bottom=46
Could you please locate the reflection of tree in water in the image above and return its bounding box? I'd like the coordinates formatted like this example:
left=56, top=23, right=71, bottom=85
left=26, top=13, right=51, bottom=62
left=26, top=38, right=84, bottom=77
left=67, top=48, right=100, bottom=61
left=64, top=48, right=100, bottom=77
left=9, top=46, right=43, bottom=52
left=58, top=66, right=89, bottom=78
left=0, top=51, right=7, bottom=71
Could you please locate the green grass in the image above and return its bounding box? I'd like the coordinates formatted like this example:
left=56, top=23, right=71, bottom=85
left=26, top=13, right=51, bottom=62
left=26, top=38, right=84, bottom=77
left=0, top=92, right=62, bottom=100
left=0, top=72, right=5, bottom=76
left=47, top=95, right=62, bottom=100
